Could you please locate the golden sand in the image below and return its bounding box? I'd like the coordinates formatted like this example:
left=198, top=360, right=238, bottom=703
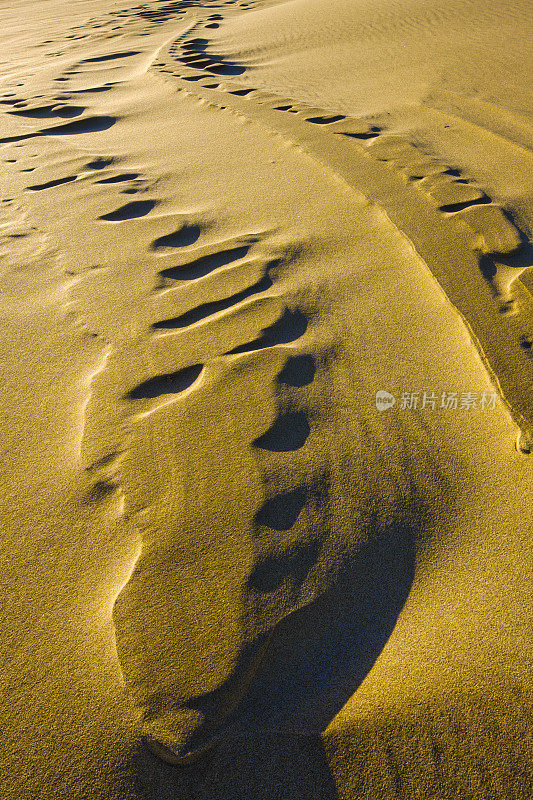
left=0, top=0, right=531, bottom=797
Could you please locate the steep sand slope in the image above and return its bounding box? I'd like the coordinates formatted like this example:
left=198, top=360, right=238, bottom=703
left=0, top=1, right=531, bottom=798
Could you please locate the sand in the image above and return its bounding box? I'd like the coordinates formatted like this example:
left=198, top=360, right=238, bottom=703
left=0, top=0, right=531, bottom=797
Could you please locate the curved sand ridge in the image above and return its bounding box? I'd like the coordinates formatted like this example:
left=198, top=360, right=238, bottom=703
left=78, top=3, right=532, bottom=768
left=0, top=0, right=531, bottom=795
left=71, top=0, right=531, bottom=771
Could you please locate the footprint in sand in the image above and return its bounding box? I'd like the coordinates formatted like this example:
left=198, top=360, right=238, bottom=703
left=128, top=364, right=204, bottom=400
left=0, top=115, right=116, bottom=144
left=26, top=176, right=78, bottom=191
left=254, top=487, right=309, bottom=531
left=150, top=224, right=202, bottom=250
left=156, top=240, right=258, bottom=281
left=86, top=157, right=115, bottom=170
left=253, top=411, right=310, bottom=452
left=98, top=200, right=158, bottom=222
left=79, top=50, right=142, bottom=64
left=151, top=273, right=273, bottom=330
left=94, top=172, right=140, bottom=184
left=7, top=103, right=85, bottom=119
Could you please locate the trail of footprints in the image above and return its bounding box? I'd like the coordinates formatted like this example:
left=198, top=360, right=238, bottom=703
left=1, top=0, right=531, bottom=649
left=149, top=19, right=533, bottom=450
left=2, top=1, right=530, bottom=529
left=81, top=223, right=314, bottom=511
left=162, top=29, right=524, bottom=272
left=2, top=0, right=529, bottom=764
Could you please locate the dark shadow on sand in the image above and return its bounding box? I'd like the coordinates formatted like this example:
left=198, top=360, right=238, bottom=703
left=123, top=496, right=430, bottom=799
left=129, top=733, right=340, bottom=800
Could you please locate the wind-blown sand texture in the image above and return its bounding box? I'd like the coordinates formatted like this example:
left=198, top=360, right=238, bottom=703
left=0, top=0, right=532, bottom=797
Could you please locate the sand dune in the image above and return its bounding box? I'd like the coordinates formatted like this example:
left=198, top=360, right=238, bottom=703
left=0, top=0, right=531, bottom=798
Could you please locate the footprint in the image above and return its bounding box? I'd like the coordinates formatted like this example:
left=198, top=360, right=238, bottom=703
left=152, top=273, right=272, bottom=329
left=26, top=175, right=77, bottom=191
left=80, top=50, right=141, bottom=63
left=416, top=174, right=487, bottom=210
left=253, top=411, right=310, bottom=452
left=43, top=115, right=117, bottom=135
left=157, top=241, right=257, bottom=281
left=7, top=103, right=84, bottom=119
left=0, top=116, right=116, bottom=144
left=247, top=538, right=319, bottom=592
left=207, top=62, right=246, bottom=77
left=150, top=225, right=202, bottom=251
left=437, top=197, right=489, bottom=213
left=70, top=85, right=116, bottom=94
left=277, top=354, right=316, bottom=387
left=50, top=105, right=85, bottom=119
left=519, top=335, right=532, bottom=354
left=306, top=114, right=346, bottom=125
left=227, top=308, right=308, bottom=354
left=450, top=204, right=522, bottom=256
left=98, top=200, right=158, bottom=222
left=254, top=487, right=308, bottom=531
left=128, top=364, right=204, bottom=400
left=86, top=157, right=115, bottom=170
left=95, top=173, right=140, bottom=184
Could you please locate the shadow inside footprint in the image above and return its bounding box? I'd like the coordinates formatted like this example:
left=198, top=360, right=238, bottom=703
left=338, top=130, right=380, bottom=140
left=95, top=172, right=139, bottom=184
left=42, top=115, right=117, bottom=135
left=255, top=487, right=308, bottom=531
left=152, top=273, right=272, bottom=329
left=0, top=115, right=116, bottom=144
left=52, top=105, right=85, bottom=118
left=8, top=103, right=84, bottom=119
left=27, top=176, right=77, bottom=191
left=99, top=200, right=157, bottom=221
left=127, top=364, right=203, bottom=399
left=81, top=50, right=141, bottom=63
left=208, top=63, right=245, bottom=76
left=70, top=85, right=115, bottom=94
left=227, top=309, right=308, bottom=354
left=277, top=355, right=316, bottom=387
left=158, top=242, right=256, bottom=280
left=151, top=225, right=202, bottom=250
left=182, top=38, right=209, bottom=51
left=86, top=157, right=114, bottom=169
left=306, top=114, right=346, bottom=124
left=253, top=411, right=310, bottom=452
